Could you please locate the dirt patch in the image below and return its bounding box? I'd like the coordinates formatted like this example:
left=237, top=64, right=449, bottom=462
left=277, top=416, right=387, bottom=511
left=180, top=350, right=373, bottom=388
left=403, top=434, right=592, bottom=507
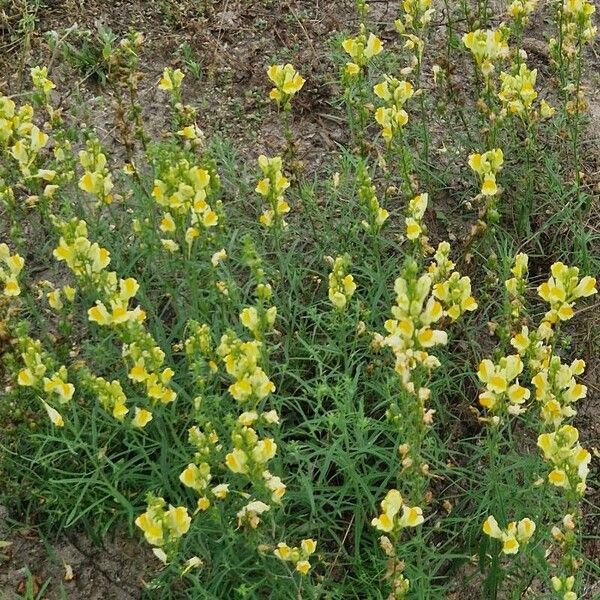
left=0, top=507, right=154, bottom=600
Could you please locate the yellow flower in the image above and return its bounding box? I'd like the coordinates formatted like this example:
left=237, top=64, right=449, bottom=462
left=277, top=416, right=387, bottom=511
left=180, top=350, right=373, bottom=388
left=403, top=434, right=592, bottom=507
left=161, top=239, right=179, bottom=253
left=211, top=484, right=229, bottom=499
left=4, top=277, right=20, bottom=296
left=502, top=536, right=519, bottom=554
left=296, top=561, right=311, bottom=575
left=345, top=62, right=360, bottom=76
left=42, top=400, right=64, bottom=427
left=159, top=212, right=176, bottom=232
left=226, top=448, right=249, bottom=474
left=167, top=505, right=191, bottom=537
left=132, top=408, right=153, bottom=428
left=517, top=518, right=536, bottom=541
left=202, top=211, right=218, bottom=227
left=301, top=539, right=317, bottom=555
left=274, top=542, right=292, bottom=561
left=197, top=497, right=210, bottom=511
left=211, top=248, right=227, bottom=267
left=548, top=468, right=567, bottom=486
left=267, top=64, right=305, bottom=105
left=398, top=505, right=424, bottom=527
left=135, top=512, right=164, bottom=546
left=252, top=438, right=277, bottom=463
left=483, top=515, right=503, bottom=539
left=481, top=173, right=497, bottom=196
left=158, top=67, right=185, bottom=91
left=342, top=30, right=383, bottom=71
left=18, top=368, right=35, bottom=386
left=240, top=307, right=260, bottom=334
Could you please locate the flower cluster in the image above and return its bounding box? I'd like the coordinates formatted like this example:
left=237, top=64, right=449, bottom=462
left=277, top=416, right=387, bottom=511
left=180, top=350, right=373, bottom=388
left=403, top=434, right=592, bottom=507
left=383, top=250, right=476, bottom=402
left=30, top=66, right=56, bottom=100
left=255, top=155, right=290, bottom=228
left=78, top=138, right=114, bottom=206
left=152, top=158, right=221, bottom=252
left=83, top=373, right=129, bottom=421
left=551, top=574, right=578, bottom=600
left=478, top=255, right=595, bottom=596
left=9, top=122, right=50, bottom=179
left=463, top=29, right=510, bottom=80
left=499, top=63, right=538, bottom=116
left=158, top=67, right=185, bottom=97
left=356, top=160, right=389, bottom=232
left=342, top=25, right=383, bottom=76
left=468, top=148, right=504, bottom=197
left=482, top=515, right=536, bottom=554
left=371, top=489, right=424, bottom=532
left=477, top=354, right=529, bottom=417
left=218, top=334, right=275, bottom=404
left=46, top=283, right=76, bottom=311
left=266, top=64, right=305, bottom=110
left=274, top=538, right=317, bottom=575
left=327, top=255, right=357, bottom=310
left=53, top=218, right=175, bottom=420
left=505, top=252, right=528, bottom=322
left=537, top=261, right=596, bottom=324
left=240, top=286, right=277, bottom=340
left=0, top=243, right=24, bottom=297
left=373, top=77, right=414, bottom=143
left=396, top=0, right=434, bottom=32
left=135, top=495, right=191, bottom=564
left=550, top=0, right=596, bottom=63
left=507, top=0, right=538, bottom=24
left=537, top=425, right=591, bottom=494
left=405, top=192, right=427, bottom=240
left=531, top=356, right=586, bottom=427
left=16, top=336, right=73, bottom=427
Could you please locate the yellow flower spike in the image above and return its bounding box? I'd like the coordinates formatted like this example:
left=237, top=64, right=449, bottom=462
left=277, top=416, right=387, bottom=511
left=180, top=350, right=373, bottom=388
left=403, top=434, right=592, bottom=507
left=328, top=256, right=356, bottom=311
